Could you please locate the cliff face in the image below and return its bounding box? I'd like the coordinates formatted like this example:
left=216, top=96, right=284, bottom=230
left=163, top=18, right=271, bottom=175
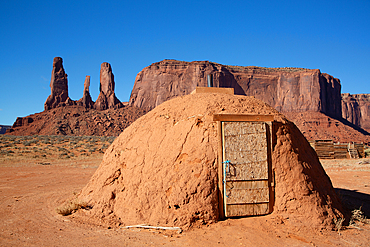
left=342, top=93, right=370, bottom=133
left=129, top=60, right=342, bottom=117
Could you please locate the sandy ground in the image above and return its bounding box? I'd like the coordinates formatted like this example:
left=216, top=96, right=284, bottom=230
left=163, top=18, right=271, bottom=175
left=1, top=155, right=370, bottom=246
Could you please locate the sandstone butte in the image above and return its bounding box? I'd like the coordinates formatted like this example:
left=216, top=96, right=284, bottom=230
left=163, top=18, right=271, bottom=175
left=128, top=59, right=370, bottom=143
left=129, top=59, right=342, bottom=118
left=76, top=93, right=344, bottom=230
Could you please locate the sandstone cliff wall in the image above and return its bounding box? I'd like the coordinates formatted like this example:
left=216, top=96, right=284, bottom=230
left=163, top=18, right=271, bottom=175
left=129, top=60, right=342, bottom=117
left=342, top=93, right=370, bottom=133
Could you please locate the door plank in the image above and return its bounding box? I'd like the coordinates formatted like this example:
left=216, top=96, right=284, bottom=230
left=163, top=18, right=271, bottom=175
left=225, top=180, right=269, bottom=204
left=226, top=203, right=269, bottom=217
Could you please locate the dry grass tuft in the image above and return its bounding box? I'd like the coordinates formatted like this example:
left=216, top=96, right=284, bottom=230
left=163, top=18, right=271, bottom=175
left=350, top=207, right=368, bottom=225
left=56, top=199, right=89, bottom=216
left=333, top=217, right=345, bottom=234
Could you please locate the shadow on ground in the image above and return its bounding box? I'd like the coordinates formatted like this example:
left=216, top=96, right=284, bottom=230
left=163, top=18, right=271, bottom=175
left=335, top=188, right=370, bottom=218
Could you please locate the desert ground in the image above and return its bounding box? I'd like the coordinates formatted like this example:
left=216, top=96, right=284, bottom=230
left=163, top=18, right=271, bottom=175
left=0, top=135, right=369, bottom=246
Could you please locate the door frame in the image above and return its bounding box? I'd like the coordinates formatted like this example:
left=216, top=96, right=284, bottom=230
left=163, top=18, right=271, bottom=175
left=213, top=114, right=274, bottom=219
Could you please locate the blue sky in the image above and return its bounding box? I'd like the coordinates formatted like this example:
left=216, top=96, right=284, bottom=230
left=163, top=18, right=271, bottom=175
left=1, top=0, right=369, bottom=125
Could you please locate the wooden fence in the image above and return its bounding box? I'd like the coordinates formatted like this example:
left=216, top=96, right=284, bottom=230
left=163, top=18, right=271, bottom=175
left=309, top=140, right=364, bottom=159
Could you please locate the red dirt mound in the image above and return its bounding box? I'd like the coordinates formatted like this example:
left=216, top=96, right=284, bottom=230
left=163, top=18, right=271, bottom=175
left=77, top=93, right=343, bottom=230
left=6, top=105, right=146, bottom=136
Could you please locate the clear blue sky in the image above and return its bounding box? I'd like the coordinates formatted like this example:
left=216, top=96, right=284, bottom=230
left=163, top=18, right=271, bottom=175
left=1, top=0, right=369, bottom=125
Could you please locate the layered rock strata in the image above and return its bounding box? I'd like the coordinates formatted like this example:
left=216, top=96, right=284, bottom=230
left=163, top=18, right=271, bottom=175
left=129, top=59, right=342, bottom=118
left=342, top=93, right=370, bottom=133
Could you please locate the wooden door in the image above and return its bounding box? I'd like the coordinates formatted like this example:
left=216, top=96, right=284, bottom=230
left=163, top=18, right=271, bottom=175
left=222, top=121, right=270, bottom=217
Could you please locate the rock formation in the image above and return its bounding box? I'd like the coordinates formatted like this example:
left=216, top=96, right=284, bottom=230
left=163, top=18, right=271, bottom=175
left=78, top=93, right=343, bottom=230
left=342, top=93, right=370, bottom=133
left=44, top=57, right=73, bottom=110
left=44, top=58, right=123, bottom=111
left=77, top=76, right=94, bottom=108
left=129, top=59, right=342, bottom=118
left=94, top=63, right=122, bottom=110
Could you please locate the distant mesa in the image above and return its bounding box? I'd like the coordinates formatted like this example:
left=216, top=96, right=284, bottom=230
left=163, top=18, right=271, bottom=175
left=44, top=57, right=123, bottom=111
left=0, top=125, right=11, bottom=134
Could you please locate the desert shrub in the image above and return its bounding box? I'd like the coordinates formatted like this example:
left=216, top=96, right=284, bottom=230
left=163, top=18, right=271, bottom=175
left=58, top=147, right=69, bottom=153
left=333, top=217, right=345, bottom=233
left=106, top=137, right=116, bottom=144
left=22, top=139, right=38, bottom=146
left=56, top=199, right=89, bottom=216
left=42, top=140, right=51, bottom=144
left=0, top=150, right=14, bottom=156
left=84, top=144, right=92, bottom=149
left=350, top=207, right=368, bottom=225
left=22, top=141, right=32, bottom=146
left=2, top=143, right=10, bottom=148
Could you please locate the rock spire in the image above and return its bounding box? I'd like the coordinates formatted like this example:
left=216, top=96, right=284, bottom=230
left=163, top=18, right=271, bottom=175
left=44, top=57, right=72, bottom=110
left=77, top=76, right=94, bottom=108
left=94, top=62, right=122, bottom=110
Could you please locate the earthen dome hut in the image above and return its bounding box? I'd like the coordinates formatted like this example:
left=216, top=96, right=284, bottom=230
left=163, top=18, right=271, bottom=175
left=78, top=93, right=343, bottom=230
